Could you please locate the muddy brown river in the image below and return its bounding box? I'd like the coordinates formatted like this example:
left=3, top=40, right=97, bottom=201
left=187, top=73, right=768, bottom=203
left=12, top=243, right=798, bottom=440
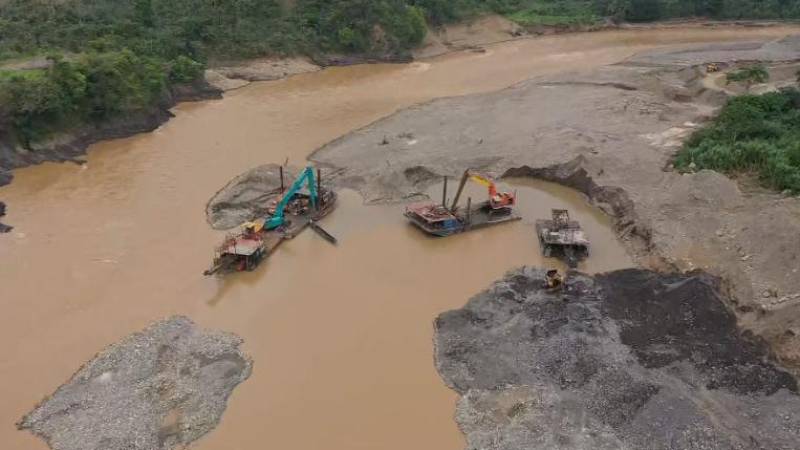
left=2, top=25, right=798, bottom=450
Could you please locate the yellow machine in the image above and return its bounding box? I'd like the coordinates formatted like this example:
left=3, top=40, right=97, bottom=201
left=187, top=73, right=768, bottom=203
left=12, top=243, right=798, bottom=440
left=241, top=221, right=265, bottom=234
left=544, top=269, right=564, bottom=290
left=706, top=63, right=720, bottom=73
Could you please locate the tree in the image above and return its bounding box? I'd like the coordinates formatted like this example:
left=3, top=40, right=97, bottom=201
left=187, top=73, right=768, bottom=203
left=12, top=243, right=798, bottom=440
left=135, top=0, right=156, bottom=28
left=169, top=55, right=204, bottom=83
left=1, top=72, right=62, bottom=147
left=48, top=56, right=88, bottom=113
left=602, top=0, right=631, bottom=21
left=726, top=65, right=770, bottom=92
left=626, top=0, right=661, bottom=21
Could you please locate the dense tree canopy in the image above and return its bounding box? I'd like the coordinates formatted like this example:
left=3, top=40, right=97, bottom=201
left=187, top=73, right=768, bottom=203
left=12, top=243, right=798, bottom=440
left=1, top=0, right=799, bottom=149
left=3, top=1, right=797, bottom=63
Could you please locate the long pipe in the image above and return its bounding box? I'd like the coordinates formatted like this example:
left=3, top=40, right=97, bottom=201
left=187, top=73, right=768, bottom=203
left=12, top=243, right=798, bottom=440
left=466, top=197, right=472, bottom=227
left=442, top=176, right=448, bottom=207
left=451, top=170, right=470, bottom=212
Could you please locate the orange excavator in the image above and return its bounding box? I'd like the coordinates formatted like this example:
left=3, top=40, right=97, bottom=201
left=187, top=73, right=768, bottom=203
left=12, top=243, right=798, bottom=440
left=450, top=170, right=516, bottom=212
left=404, top=169, right=520, bottom=237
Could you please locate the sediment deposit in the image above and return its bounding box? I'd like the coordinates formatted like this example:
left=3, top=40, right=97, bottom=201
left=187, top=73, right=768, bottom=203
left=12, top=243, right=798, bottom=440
left=435, top=268, right=800, bottom=449
left=18, top=317, right=252, bottom=450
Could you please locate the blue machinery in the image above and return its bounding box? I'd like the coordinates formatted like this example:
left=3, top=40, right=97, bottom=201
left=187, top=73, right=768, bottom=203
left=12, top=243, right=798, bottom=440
left=264, top=167, right=318, bottom=230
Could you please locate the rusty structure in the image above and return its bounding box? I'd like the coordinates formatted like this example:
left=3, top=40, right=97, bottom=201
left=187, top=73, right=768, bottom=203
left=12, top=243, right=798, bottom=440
left=404, top=170, right=520, bottom=237
left=535, top=209, right=590, bottom=268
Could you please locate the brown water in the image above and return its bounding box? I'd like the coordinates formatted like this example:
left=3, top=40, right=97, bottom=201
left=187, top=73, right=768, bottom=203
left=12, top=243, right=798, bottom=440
left=1, top=25, right=797, bottom=450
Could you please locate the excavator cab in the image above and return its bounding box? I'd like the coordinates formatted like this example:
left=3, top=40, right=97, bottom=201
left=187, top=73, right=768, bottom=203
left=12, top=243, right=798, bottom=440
left=467, top=172, right=515, bottom=211
left=490, top=190, right=516, bottom=210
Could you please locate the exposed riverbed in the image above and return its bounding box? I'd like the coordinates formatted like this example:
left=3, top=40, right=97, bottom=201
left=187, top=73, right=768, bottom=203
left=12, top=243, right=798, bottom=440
left=2, top=25, right=799, bottom=449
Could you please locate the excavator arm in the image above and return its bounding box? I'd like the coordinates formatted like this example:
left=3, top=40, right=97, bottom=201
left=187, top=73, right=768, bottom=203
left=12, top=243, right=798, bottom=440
left=450, top=170, right=512, bottom=212
left=469, top=174, right=498, bottom=198
left=264, top=167, right=318, bottom=230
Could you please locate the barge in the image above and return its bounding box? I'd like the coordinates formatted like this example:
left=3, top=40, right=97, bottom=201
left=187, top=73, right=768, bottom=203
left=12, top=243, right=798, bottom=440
left=535, top=209, right=590, bottom=268
left=205, top=167, right=337, bottom=275
left=404, top=170, right=521, bottom=237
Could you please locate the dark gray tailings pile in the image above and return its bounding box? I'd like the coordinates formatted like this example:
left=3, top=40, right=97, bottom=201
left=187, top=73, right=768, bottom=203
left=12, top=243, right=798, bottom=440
left=435, top=268, right=800, bottom=450
left=18, top=316, right=252, bottom=450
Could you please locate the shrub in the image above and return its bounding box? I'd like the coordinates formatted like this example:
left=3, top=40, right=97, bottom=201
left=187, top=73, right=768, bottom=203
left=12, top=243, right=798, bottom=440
left=676, top=89, right=800, bottom=194
left=0, top=51, right=170, bottom=147
left=169, top=55, right=205, bottom=84
left=726, top=65, right=770, bottom=91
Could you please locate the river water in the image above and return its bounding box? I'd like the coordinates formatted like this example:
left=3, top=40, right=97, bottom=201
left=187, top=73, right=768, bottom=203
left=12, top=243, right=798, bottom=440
left=1, top=25, right=797, bottom=450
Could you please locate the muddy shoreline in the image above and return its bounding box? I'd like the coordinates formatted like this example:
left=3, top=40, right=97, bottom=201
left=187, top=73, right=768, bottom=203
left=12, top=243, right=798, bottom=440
left=0, top=200, right=9, bottom=232
left=0, top=82, right=221, bottom=185
left=0, top=82, right=221, bottom=233
left=310, top=35, right=800, bottom=380
left=1, top=19, right=793, bottom=188
left=0, top=19, right=795, bottom=237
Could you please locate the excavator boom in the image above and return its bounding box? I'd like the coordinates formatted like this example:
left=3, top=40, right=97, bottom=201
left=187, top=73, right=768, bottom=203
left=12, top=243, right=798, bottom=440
left=264, top=167, right=318, bottom=230
left=450, top=169, right=514, bottom=212
left=469, top=174, right=493, bottom=188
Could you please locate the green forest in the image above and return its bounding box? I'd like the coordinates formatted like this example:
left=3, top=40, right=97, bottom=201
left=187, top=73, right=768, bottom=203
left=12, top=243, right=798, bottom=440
left=676, top=88, right=800, bottom=193
left=1, top=0, right=800, bottom=148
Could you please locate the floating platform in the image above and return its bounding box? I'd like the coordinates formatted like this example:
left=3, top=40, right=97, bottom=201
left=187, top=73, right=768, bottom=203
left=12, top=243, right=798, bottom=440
left=404, top=200, right=520, bottom=237
left=405, top=170, right=521, bottom=237
left=205, top=189, right=337, bottom=275
left=535, top=209, right=590, bottom=268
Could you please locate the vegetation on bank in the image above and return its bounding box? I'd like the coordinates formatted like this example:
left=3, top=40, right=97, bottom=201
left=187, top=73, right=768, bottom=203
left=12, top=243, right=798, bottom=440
left=505, top=2, right=600, bottom=27
left=0, top=52, right=203, bottom=147
left=0, top=0, right=431, bottom=148
left=676, top=88, right=800, bottom=194
left=726, top=64, right=770, bottom=91
left=413, top=0, right=800, bottom=27
left=2, top=0, right=800, bottom=150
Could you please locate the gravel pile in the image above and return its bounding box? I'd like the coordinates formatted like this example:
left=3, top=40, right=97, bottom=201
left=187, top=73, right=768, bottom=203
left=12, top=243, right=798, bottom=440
left=18, top=316, right=252, bottom=450
left=435, top=268, right=800, bottom=450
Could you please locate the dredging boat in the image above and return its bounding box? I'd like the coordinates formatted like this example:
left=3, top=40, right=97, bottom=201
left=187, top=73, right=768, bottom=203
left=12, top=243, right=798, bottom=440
left=404, top=170, right=521, bottom=237
left=204, top=166, right=337, bottom=275
left=536, top=209, right=590, bottom=268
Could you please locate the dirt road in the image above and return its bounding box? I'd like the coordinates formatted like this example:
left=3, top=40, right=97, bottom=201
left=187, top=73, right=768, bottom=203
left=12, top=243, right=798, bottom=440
left=2, top=24, right=799, bottom=450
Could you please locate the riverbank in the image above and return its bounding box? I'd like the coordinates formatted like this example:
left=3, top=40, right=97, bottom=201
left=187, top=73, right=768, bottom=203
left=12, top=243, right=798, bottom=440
left=2, top=18, right=794, bottom=192
left=0, top=80, right=221, bottom=186
left=0, top=200, right=9, bottom=233
left=310, top=35, right=800, bottom=375
left=3, top=25, right=800, bottom=450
